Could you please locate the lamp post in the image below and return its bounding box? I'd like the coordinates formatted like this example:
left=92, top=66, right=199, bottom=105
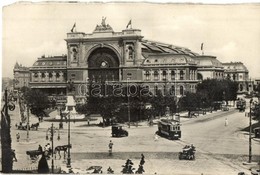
left=127, top=77, right=131, bottom=128
left=249, top=98, right=253, bottom=163
left=26, top=105, right=30, bottom=142
left=66, top=96, right=76, bottom=168
left=175, top=69, right=179, bottom=115
left=46, top=123, right=60, bottom=173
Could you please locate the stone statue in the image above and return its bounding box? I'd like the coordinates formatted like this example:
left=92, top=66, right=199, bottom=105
left=101, top=16, right=106, bottom=27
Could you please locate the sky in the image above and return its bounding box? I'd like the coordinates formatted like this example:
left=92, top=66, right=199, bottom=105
left=2, top=1, right=260, bottom=79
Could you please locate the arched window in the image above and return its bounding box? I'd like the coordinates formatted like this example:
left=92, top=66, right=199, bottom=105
left=49, top=72, right=53, bottom=81
left=180, top=86, right=184, bottom=96
left=162, top=70, right=167, bottom=81
left=170, top=85, right=175, bottom=95
left=180, top=70, right=184, bottom=80
left=41, top=72, right=45, bottom=82
left=233, top=74, right=236, bottom=81
left=154, top=71, right=159, bottom=81
left=171, top=70, right=176, bottom=80
left=145, top=71, right=150, bottom=81
left=239, top=84, right=243, bottom=91
left=227, top=74, right=231, bottom=80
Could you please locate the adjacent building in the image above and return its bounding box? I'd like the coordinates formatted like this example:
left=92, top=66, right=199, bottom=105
left=13, top=62, right=30, bottom=90
left=222, top=62, right=252, bottom=93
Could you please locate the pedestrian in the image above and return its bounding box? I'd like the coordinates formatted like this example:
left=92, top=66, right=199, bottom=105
left=59, top=122, right=63, bottom=129
left=38, top=145, right=43, bottom=153
left=46, top=143, right=51, bottom=152
left=16, top=132, right=20, bottom=142
left=108, top=140, right=113, bottom=155
left=11, top=149, right=17, bottom=162
left=44, top=144, right=48, bottom=152
left=225, top=118, right=228, bottom=126
left=154, top=133, right=158, bottom=141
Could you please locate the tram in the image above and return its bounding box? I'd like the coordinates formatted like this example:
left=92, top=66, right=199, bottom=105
left=158, top=119, right=181, bottom=140
left=236, top=98, right=246, bottom=112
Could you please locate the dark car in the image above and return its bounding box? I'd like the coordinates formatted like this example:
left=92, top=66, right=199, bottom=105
left=111, top=124, right=128, bottom=137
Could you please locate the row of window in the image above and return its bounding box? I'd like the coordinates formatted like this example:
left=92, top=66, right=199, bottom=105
left=144, top=70, right=196, bottom=81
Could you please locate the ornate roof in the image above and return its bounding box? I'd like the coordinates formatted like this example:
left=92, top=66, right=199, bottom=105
left=32, top=55, right=67, bottom=68
left=141, top=40, right=199, bottom=57
left=193, top=56, right=223, bottom=68
left=13, top=62, right=29, bottom=71
left=222, top=62, right=248, bottom=72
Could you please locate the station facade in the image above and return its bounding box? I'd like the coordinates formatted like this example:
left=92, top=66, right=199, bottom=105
left=14, top=19, right=251, bottom=102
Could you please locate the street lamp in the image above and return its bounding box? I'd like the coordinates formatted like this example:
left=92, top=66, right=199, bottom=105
left=66, top=96, right=76, bottom=168
left=175, top=69, right=179, bottom=115
left=26, top=105, right=30, bottom=142
left=127, top=77, right=131, bottom=128
left=46, top=123, right=60, bottom=173
left=248, top=98, right=253, bottom=163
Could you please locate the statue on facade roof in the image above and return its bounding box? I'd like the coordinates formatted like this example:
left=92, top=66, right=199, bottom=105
left=101, top=16, right=106, bottom=27
left=93, top=17, right=113, bottom=32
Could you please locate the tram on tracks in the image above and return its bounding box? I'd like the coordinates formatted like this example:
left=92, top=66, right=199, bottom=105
left=157, top=119, right=181, bottom=140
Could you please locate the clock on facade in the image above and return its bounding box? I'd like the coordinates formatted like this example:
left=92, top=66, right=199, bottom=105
left=100, top=61, right=109, bottom=68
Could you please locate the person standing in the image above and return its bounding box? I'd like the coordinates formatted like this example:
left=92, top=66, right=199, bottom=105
left=11, top=149, right=17, bottom=162
left=38, top=145, right=43, bottom=153
left=225, top=118, right=228, bottom=126
left=108, top=140, right=113, bottom=155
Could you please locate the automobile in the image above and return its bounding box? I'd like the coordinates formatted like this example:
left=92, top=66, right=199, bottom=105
left=179, top=145, right=196, bottom=160
left=222, top=105, right=229, bottom=111
left=111, top=124, right=128, bottom=137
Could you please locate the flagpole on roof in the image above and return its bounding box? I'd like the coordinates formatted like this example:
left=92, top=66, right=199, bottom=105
left=201, top=43, right=204, bottom=55
left=126, top=19, right=132, bottom=29
left=71, top=23, right=76, bottom=33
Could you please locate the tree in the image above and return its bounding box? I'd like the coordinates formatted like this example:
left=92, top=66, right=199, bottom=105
left=1, top=90, right=13, bottom=173
left=178, top=92, right=201, bottom=117
left=23, top=88, right=49, bottom=117
left=197, top=79, right=238, bottom=106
